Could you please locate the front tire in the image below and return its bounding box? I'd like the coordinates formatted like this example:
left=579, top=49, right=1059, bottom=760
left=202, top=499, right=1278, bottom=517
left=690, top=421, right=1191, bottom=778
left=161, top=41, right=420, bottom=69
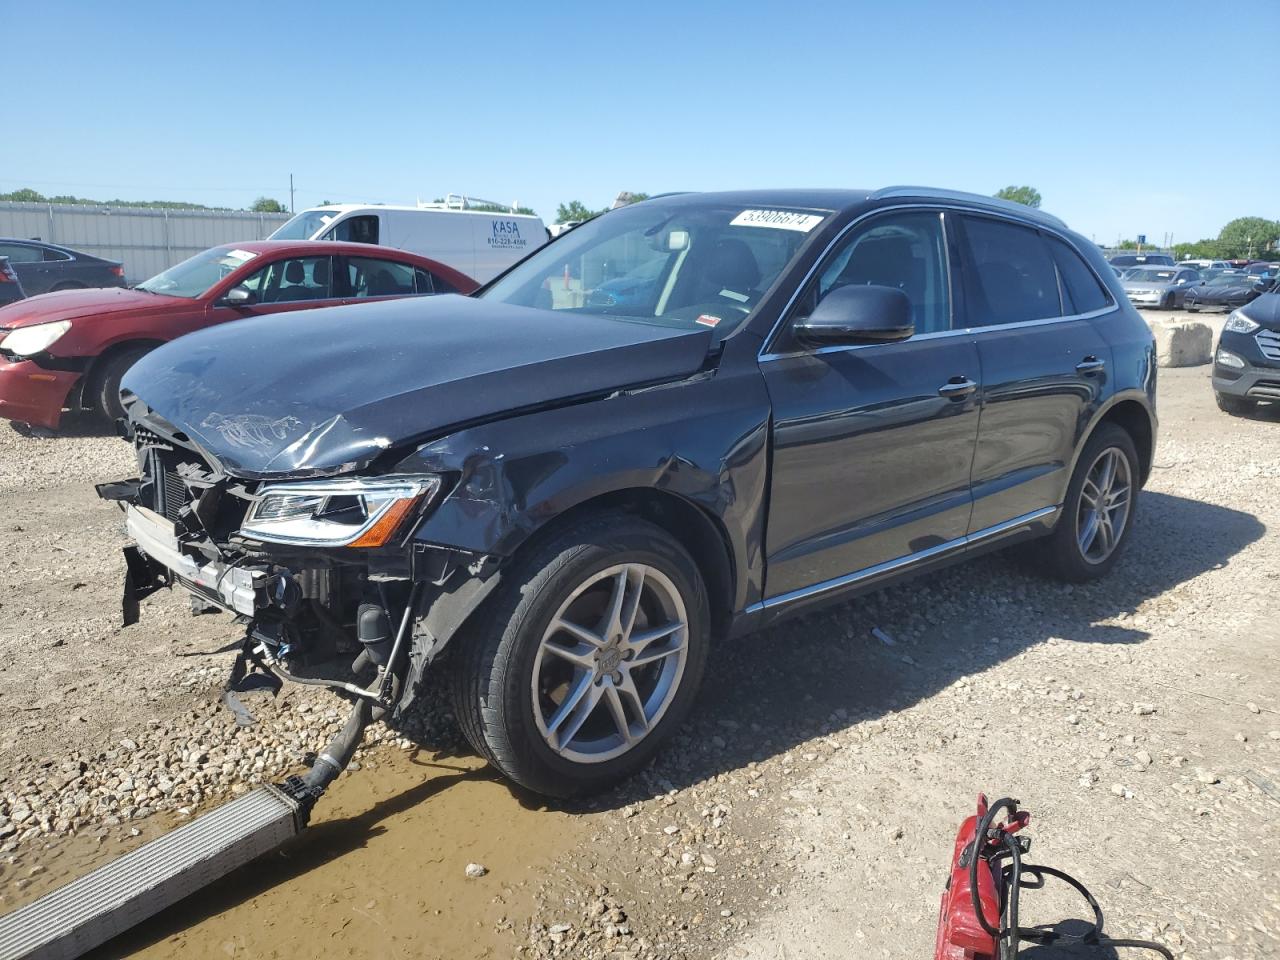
left=1034, top=424, right=1139, bottom=583
left=1215, top=391, right=1256, bottom=416
left=91, top=345, right=154, bottom=422
left=450, top=514, right=710, bottom=797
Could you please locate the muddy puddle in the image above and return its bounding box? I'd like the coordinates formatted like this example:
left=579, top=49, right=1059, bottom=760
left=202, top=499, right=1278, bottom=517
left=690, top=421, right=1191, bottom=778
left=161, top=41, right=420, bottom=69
left=2, top=747, right=586, bottom=959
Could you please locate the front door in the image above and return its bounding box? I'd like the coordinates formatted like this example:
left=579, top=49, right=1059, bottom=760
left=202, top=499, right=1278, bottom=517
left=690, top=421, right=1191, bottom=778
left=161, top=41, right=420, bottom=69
left=952, top=215, right=1112, bottom=531
left=206, top=255, right=340, bottom=326
left=759, top=210, right=981, bottom=599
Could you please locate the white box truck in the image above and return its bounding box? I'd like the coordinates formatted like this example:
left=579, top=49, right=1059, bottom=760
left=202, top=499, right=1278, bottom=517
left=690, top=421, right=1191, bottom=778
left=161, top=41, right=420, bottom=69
left=269, top=201, right=547, bottom=283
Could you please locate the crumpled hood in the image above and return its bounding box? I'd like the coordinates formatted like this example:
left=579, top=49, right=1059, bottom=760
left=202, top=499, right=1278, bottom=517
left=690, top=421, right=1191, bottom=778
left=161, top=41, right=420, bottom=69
left=0, top=287, right=184, bottom=327
left=123, top=295, right=712, bottom=477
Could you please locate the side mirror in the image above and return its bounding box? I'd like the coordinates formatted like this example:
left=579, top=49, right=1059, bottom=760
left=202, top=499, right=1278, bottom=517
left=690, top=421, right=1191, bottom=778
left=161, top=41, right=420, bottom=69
left=794, top=284, right=914, bottom=346
left=221, top=285, right=255, bottom=306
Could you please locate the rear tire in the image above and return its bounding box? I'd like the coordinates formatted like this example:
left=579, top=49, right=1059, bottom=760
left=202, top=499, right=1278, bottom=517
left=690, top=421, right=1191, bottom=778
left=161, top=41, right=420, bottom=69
left=91, top=345, right=154, bottom=423
left=450, top=514, right=710, bottom=798
left=1215, top=392, right=1256, bottom=416
left=1034, top=423, right=1139, bottom=583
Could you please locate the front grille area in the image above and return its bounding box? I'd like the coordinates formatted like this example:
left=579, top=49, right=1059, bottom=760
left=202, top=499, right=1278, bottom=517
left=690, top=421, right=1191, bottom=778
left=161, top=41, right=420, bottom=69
left=1257, top=330, right=1280, bottom=362
left=147, top=449, right=194, bottom=522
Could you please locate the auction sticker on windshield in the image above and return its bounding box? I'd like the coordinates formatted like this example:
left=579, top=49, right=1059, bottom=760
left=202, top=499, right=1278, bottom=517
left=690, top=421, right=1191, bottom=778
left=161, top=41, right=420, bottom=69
left=225, top=249, right=258, bottom=263
left=730, top=209, right=825, bottom=232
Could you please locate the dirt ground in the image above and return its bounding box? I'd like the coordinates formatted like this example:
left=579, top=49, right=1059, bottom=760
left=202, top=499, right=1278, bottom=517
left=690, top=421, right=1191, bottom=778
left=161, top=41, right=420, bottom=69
left=1, top=354, right=1277, bottom=959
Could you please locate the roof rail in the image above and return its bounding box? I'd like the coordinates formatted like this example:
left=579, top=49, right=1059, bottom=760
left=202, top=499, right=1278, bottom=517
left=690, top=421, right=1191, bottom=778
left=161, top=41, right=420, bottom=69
left=869, top=186, right=1067, bottom=229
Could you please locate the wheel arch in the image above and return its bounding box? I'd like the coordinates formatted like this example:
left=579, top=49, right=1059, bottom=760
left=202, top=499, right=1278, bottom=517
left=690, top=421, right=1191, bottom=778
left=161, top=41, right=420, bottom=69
left=1076, top=393, right=1156, bottom=486
left=419, top=486, right=738, bottom=656
left=81, top=339, right=166, bottom=409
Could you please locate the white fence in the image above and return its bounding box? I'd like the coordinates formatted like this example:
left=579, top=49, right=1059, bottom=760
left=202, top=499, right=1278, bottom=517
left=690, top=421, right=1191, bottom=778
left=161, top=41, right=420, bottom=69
left=0, top=201, right=292, bottom=284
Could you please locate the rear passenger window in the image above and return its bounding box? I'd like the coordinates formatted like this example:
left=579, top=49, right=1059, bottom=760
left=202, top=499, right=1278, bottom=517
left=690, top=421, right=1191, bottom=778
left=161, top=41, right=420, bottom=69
left=1047, top=237, right=1112, bottom=315
left=42, top=246, right=72, bottom=262
left=961, top=217, right=1062, bottom=325
left=343, top=257, right=416, bottom=297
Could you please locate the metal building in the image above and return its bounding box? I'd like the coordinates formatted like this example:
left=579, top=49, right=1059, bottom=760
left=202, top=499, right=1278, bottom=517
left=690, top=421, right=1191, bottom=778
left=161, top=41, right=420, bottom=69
left=0, top=201, right=291, bottom=284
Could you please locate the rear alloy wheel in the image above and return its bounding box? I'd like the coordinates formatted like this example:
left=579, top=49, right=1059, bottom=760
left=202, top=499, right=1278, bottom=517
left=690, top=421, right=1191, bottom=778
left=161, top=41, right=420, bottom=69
left=1215, top=391, right=1256, bottom=416
left=451, top=515, right=709, bottom=797
left=1034, top=423, right=1139, bottom=582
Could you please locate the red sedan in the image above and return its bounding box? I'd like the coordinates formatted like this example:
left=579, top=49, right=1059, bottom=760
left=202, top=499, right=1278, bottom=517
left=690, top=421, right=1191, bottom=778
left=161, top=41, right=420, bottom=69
left=0, top=240, right=477, bottom=430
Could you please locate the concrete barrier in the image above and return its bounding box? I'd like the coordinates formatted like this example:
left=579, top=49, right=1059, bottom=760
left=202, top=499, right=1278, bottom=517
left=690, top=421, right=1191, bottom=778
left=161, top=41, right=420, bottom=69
left=1145, top=316, right=1213, bottom=367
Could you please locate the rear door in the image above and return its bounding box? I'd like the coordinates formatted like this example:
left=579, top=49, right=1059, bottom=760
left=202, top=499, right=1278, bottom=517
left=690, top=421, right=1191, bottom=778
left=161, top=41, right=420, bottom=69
left=336, top=255, right=422, bottom=302
left=759, top=209, right=982, bottom=599
left=954, top=215, right=1113, bottom=531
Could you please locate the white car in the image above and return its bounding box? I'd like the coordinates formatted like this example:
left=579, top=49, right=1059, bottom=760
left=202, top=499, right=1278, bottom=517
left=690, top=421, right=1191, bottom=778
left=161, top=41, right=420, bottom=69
left=271, top=203, right=547, bottom=283
left=1179, top=258, right=1229, bottom=271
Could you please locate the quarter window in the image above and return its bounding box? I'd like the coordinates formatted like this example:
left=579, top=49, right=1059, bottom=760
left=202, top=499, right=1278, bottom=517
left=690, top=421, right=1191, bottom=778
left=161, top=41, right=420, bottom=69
left=794, top=211, right=952, bottom=336
left=961, top=217, right=1062, bottom=325
left=41, top=246, right=72, bottom=262
left=1046, top=236, right=1112, bottom=315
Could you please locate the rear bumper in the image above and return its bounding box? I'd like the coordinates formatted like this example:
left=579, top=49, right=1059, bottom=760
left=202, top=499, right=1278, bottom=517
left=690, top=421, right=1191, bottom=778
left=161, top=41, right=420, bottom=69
left=0, top=359, right=79, bottom=429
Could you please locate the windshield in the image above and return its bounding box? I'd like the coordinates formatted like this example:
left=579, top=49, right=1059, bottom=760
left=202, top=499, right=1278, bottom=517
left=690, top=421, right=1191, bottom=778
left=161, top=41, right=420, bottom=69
left=1124, top=268, right=1177, bottom=283
left=135, top=246, right=258, bottom=298
left=269, top=210, right=340, bottom=241
left=1206, top=271, right=1244, bottom=285
left=481, top=200, right=828, bottom=335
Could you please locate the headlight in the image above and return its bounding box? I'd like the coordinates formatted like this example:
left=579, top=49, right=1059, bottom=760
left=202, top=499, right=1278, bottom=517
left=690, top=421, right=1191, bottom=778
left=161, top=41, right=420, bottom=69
left=1215, top=348, right=1245, bottom=370
left=0, top=320, right=72, bottom=357
left=239, top=475, right=441, bottom=547
left=1224, top=311, right=1260, bottom=334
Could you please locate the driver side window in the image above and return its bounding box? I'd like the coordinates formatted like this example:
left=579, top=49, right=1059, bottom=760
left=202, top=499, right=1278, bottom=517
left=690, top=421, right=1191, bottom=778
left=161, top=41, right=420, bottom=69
left=794, top=211, right=952, bottom=336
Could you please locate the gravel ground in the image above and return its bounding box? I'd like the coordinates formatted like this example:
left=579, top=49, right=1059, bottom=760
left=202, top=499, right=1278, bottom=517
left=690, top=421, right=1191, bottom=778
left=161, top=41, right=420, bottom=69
left=1, top=360, right=1277, bottom=959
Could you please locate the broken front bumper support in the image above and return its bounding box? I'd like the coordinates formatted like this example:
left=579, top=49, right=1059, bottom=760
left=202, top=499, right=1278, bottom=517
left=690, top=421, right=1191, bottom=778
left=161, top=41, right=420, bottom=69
left=121, top=504, right=269, bottom=621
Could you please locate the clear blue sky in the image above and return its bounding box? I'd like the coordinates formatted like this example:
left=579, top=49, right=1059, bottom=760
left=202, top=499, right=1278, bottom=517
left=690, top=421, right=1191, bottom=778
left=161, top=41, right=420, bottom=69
left=4, top=0, right=1276, bottom=245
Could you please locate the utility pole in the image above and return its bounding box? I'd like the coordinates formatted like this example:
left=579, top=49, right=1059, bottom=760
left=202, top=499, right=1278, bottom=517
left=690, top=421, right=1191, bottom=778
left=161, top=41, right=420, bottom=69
left=289, top=174, right=295, bottom=214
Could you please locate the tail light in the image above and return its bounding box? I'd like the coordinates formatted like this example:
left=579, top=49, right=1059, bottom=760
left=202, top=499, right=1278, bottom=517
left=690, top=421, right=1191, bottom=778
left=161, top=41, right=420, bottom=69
left=0, top=263, right=16, bottom=283
left=109, top=265, right=125, bottom=278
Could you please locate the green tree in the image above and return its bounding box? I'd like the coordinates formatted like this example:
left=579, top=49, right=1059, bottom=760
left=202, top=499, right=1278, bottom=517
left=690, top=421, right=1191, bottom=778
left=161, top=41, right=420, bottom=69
left=251, top=196, right=287, bottom=213
left=1216, top=217, right=1280, bottom=259
left=1173, top=239, right=1224, bottom=260
left=994, top=185, right=1042, bottom=208
left=556, top=200, right=603, bottom=223
left=0, top=187, right=45, bottom=203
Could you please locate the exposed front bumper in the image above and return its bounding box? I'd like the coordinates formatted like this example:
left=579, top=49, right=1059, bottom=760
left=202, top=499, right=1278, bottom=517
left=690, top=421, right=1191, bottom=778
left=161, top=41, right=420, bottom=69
left=0, top=358, right=80, bottom=429
left=126, top=503, right=268, bottom=616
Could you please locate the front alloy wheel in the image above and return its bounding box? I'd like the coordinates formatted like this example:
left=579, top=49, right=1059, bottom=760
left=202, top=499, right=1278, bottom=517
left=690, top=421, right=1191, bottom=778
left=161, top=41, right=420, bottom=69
left=451, top=515, right=710, bottom=797
left=532, top=563, right=688, bottom=762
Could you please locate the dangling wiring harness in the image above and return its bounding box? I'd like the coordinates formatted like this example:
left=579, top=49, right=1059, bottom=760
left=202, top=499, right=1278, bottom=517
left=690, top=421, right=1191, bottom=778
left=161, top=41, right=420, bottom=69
left=935, top=794, right=1174, bottom=960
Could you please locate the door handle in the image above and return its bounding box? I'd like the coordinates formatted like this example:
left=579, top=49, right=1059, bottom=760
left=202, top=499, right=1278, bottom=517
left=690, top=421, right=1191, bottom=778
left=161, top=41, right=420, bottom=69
left=1076, top=356, right=1106, bottom=375
left=938, top=376, right=978, bottom=399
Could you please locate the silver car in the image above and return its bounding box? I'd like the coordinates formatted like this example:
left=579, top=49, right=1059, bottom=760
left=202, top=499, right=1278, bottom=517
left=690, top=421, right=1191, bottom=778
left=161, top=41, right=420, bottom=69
left=1121, top=265, right=1201, bottom=309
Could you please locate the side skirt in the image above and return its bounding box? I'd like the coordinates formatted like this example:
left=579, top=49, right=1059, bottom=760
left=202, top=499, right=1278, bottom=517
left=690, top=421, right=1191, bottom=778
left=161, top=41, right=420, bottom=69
left=731, top=506, right=1059, bottom=634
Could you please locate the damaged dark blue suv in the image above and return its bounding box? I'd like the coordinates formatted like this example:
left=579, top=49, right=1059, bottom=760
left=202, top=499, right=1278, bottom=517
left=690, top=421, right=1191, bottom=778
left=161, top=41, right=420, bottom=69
left=102, top=187, right=1157, bottom=798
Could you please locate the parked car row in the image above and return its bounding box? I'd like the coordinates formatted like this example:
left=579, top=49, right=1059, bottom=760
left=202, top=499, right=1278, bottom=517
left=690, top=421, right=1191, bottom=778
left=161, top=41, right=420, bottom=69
left=1111, top=255, right=1280, bottom=313
left=0, top=241, right=476, bottom=429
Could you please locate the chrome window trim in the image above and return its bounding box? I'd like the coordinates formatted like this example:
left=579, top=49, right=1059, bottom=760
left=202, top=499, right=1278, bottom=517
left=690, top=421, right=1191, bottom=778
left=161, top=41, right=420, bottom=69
left=759, top=202, right=1119, bottom=362
left=760, top=306, right=1117, bottom=362
left=746, top=506, right=1058, bottom=613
